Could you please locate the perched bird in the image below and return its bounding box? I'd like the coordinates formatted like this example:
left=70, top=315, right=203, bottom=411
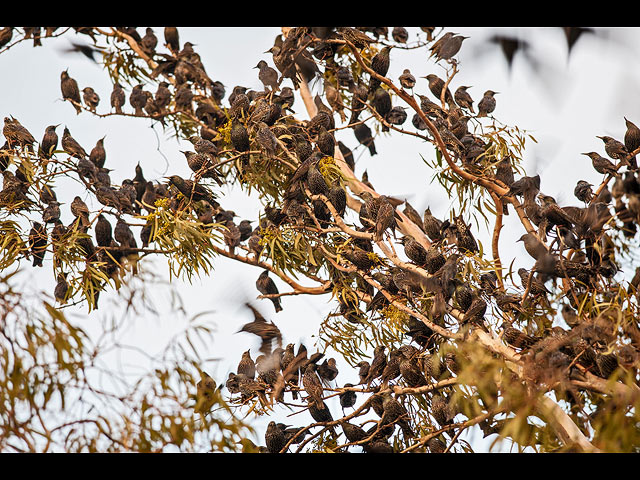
left=433, top=33, right=468, bottom=62
left=353, top=123, right=377, bottom=156
left=581, top=151, right=618, bottom=176
left=380, top=391, right=414, bottom=438
left=95, top=214, right=113, bottom=247
left=61, top=127, right=88, bottom=159
left=255, top=60, right=279, bottom=91
left=82, top=87, right=100, bottom=112
left=195, top=372, right=219, bottom=414
left=425, top=74, right=455, bottom=108
left=110, top=82, right=125, bottom=114
left=339, top=384, right=357, bottom=413
left=422, top=207, right=443, bottom=242
left=477, top=90, right=498, bottom=117
left=597, top=135, right=629, bottom=162
left=39, top=124, right=59, bottom=160
left=399, top=68, right=416, bottom=89
left=624, top=117, right=640, bottom=169
left=517, top=232, right=548, bottom=260
left=454, top=86, right=475, bottom=113
left=28, top=222, right=47, bottom=267
left=60, top=70, right=82, bottom=114
left=237, top=349, right=256, bottom=380
left=164, top=27, right=180, bottom=54
left=574, top=180, right=593, bottom=203
left=256, top=270, right=283, bottom=313
left=140, top=27, right=157, bottom=56
left=365, top=346, right=387, bottom=385
left=302, top=363, right=325, bottom=410
left=89, top=137, right=106, bottom=168
left=4, top=117, right=36, bottom=152
left=368, top=46, right=392, bottom=96
left=129, top=84, right=147, bottom=116
left=265, top=421, right=287, bottom=453
left=317, top=358, right=339, bottom=384
left=114, top=217, right=137, bottom=249
left=336, top=27, right=376, bottom=49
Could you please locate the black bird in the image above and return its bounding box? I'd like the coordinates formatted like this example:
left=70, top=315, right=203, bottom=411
left=168, top=175, right=218, bottom=207
left=141, top=27, right=157, bottom=56
left=129, top=84, right=148, bottom=116
left=365, top=345, right=387, bottom=386
left=164, top=27, right=180, bottom=54
left=574, top=180, right=593, bottom=203
left=581, top=152, right=618, bottom=176
left=348, top=82, right=368, bottom=127
left=302, top=363, right=325, bottom=410
left=255, top=60, right=279, bottom=92
left=454, top=86, right=475, bottom=113
left=256, top=270, right=283, bottom=313
left=624, top=117, right=640, bottom=169
left=339, top=384, right=357, bottom=413
left=89, top=136, right=106, bottom=168
left=61, top=127, right=88, bottom=159
left=435, top=34, right=468, bottom=62
left=353, top=123, right=377, bottom=156
left=39, top=124, right=59, bottom=160
left=477, top=90, right=498, bottom=117
left=265, top=421, right=287, bottom=453
left=28, top=222, right=47, bottom=267
left=398, top=68, right=416, bottom=89
left=60, top=70, right=82, bottom=114
left=82, top=87, right=100, bottom=112
left=316, top=358, right=339, bottom=384
left=95, top=214, right=113, bottom=247
left=368, top=46, right=392, bottom=97
left=371, top=87, right=392, bottom=131
left=425, top=74, right=455, bottom=108
left=238, top=303, right=282, bottom=356
left=111, top=82, right=125, bottom=114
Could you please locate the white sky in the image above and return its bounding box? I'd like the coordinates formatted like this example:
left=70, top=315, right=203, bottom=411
left=2, top=26, right=639, bottom=452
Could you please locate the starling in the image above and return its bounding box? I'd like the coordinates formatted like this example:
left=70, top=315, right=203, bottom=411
left=254, top=60, right=279, bottom=92
left=539, top=194, right=575, bottom=228
left=477, top=90, right=498, bottom=118
left=422, top=207, right=443, bottom=242
left=60, top=70, right=82, bottom=114
left=400, top=235, right=427, bottom=266
left=61, top=127, right=88, bottom=159
left=129, top=84, right=147, bottom=116
left=39, top=124, right=59, bottom=160
left=399, top=346, right=428, bottom=388
left=574, top=180, right=593, bottom=203
left=316, top=126, right=335, bottom=157
left=256, top=270, right=283, bottom=313
left=174, top=84, right=193, bottom=113
left=431, top=394, right=455, bottom=430
left=624, top=117, right=640, bottom=169
left=429, top=32, right=456, bottom=60
left=517, top=232, right=548, bottom=260
left=425, top=74, right=455, bottom=108
left=392, top=26, right=409, bottom=44
left=255, top=122, right=278, bottom=158
left=89, top=136, right=106, bottom=168
left=237, top=350, right=256, bottom=380
left=328, top=184, right=347, bottom=217
left=397, top=69, right=416, bottom=91
left=508, top=174, right=541, bottom=203
left=380, top=391, right=413, bottom=438
left=164, top=27, right=180, bottom=54
left=336, top=27, right=376, bottom=49
left=341, top=421, right=368, bottom=445
left=54, top=273, right=69, bottom=303
left=355, top=361, right=370, bottom=385
left=238, top=303, right=282, bottom=356
left=348, top=82, right=368, bottom=126
left=353, top=123, right=377, bottom=156
left=371, top=86, right=392, bottom=131
left=110, top=82, right=125, bottom=114
left=339, top=384, right=357, bottom=412
left=3, top=117, right=36, bottom=152
left=375, top=196, right=397, bottom=242
left=230, top=120, right=250, bottom=155
left=317, top=358, right=339, bottom=384
left=380, top=349, right=403, bottom=385
left=302, top=363, right=325, bottom=410
left=436, top=34, right=468, bottom=61
left=502, top=323, right=538, bottom=350
left=365, top=346, right=387, bottom=385
left=265, top=421, right=287, bottom=453
left=154, top=81, right=171, bottom=113
left=454, top=86, right=475, bottom=113
left=114, top=217, right=137, bottom=249
left=582, top=152, right=618, bottom=176
left=95, top=214, right=113, bottom=247
left=402, top=200, right=425, bottom=232
left=82, top=87, right=100, bottom=112
left=28, top=222, right=47, bottom=267
left=518, top=268, right=550, bottom=297
left=195, top=372, right=219, bottom=415
left=141, top=27, right=157, bottom=56
left=368, top=46, right=392, bottom=96
left=168, top=175, right=218, bottom=207
left=597, top=135, right=629, bottom=162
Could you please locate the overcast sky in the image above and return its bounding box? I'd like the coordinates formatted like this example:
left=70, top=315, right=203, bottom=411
left=2, top=26, right=640, bottom=452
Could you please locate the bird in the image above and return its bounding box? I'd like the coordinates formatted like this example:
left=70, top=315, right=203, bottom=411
left=581, top=152, right=618, bottom=176
left=265, top=421, right=287, bottom=453
left=237, top=349, right=256, bottom=380
left=624, top=117, right=640, bottom=169
left=353, top=123, right=377, bottom=156
left=434, top=34, right=468, bottom=62
left=82, top=87, right=100, bottom=112
left=424, top=74, right=455, bottom=108
left=107, top=83, right=125, bottom=117
left=195, top=372, right=219, bottom=415
left=89, top=137, right=106, bottom=168
left=256, top=270, right=283, bottom=313
left=477, top=90, right=498, bottom=117
left=399, top=68, right=416, bottom=90
left=60, top=70, right=82, bottom=114
left=129, top=84, right=148, bottom=116
left=365, top=346, right=387, bottom=386
left=39, top=124, right=59, bottom=160
left=61, top=127, right=88, bottom=159
left=339, top=384, right=357, bottom=413
left=140, top=27, right=157, bottom=56
left=316, top=358, right=339, bottom=384
left=454, top=86, right=475, bottom=113
left=597, top=135, right=629, bottom=163
left=4, top=117, right=36, bottom=153
left=238, top=303, right=282, bottom=355
left=254, top=60, right=279, bottom=92
left=368, top=46, right=392, bottom=96
left=302, top=363, right=325, bottom=410
left=164, top=27, right=180, bottom=54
